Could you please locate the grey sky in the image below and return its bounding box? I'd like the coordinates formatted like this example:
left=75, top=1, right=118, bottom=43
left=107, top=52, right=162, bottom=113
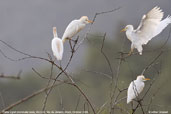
left=0, top=0, right=171, bottom=74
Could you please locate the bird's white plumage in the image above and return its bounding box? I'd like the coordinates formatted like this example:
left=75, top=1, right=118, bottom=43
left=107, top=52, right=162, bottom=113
left=51, top=27, right=64, bottom=61
left=62, top=16, right=92, bottom=42
left=127, top=75, right=149, bottom=104
left=122, top=6, right=171, bottom=55
left=127, top=78, right=144, bottom=103
left=154, top=15, right=171, bottom=37
left=135, top=6, right=164, bottom=45
left=62, top=20, right=85, bottom=41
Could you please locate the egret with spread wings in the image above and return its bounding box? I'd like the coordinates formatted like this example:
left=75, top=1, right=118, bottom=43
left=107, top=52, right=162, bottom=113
left=62, top=16, right=93, bottom=43
left=121, top=6, right=171, bottom=55
left=51, top=27, right=64, bottom=61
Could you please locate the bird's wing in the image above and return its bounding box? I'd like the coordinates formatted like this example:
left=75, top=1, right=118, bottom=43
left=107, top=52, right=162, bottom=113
left=51, top=38, right=63, bottom=60
left=135, top=6, right=164, bottom=45
left=127, top=82, right=136, bottom=103
left=134, top=81, right=144, bottom=95
left=153, top=15, right=171, bottom=37
left=62, top=20, right=80, bottom=41
left=135, top=15, right=146, bottom=31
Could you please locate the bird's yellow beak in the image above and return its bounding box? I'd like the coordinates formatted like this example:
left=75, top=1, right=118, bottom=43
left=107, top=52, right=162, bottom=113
left=144, top=78, right=150, bottom=81
left=87, top=20, right=93, bottom=23
left=120, top=28, right=126, bottom=32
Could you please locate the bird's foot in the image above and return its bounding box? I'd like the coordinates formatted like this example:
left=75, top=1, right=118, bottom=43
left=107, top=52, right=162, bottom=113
left=67, top=38, right=77, bottom=43
left=127, top=50, right=133, bottom=56
left=117, top=51, right=128, bottom=55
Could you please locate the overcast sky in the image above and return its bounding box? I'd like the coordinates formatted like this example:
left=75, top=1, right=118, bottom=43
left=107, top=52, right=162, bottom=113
left=0, top=0, right=171, bottom=75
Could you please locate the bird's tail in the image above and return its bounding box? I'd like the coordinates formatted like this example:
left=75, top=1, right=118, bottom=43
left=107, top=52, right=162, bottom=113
left=127, top=98, right=132, bottom=104
left=153, top=15, right=171, bottom=37
left=166, top=15, right=171, bottom=24
left=52, top=38, right=63, bottom=61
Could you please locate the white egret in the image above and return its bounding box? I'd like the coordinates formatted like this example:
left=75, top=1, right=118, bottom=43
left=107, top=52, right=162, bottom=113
left=121, top=6, right=171, bottom=55
left=127, top=75, right=150, bottom=104
left=51, top=27, right=64, bottom=61
left=62, top=16, right=93, bottom=43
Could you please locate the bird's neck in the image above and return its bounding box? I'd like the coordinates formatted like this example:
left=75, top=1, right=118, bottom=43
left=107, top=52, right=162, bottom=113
left=136, top=79, right=144, bottom=84
left=126, top=30, right=133, bottom=42
left=79, top=20, right=86, bottom=25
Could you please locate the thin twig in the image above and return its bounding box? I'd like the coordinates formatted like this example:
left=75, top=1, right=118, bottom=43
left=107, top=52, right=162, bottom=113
left=75, top=7, right=121, bottom=51
left=75, top=95, right=81, bottom=111
left=0, top=71, right=22, bottom=80
left=0, top=38, right=96, bottom=114
left=42, top=62, right=54, bottom=111
left=101, top=33, right=114, bottom=77
left=110, top=35, right=126, bottom=114
left=141, top=51, right=163, bottom=75
left=83, top=69, right=112, bottom=79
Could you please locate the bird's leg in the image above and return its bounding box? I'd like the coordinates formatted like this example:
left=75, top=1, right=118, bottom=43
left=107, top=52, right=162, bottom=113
left=69, top=40, right=75, bottom=53
left=59, top=61, right=62, bottom=68
left=116, top=48, right=133, bottom=61
left=69, top=40, right=73, bottom=50
left=128, top=48, right=134, bottom=56
left=66, top=38, right=76, bottom=43
left=131, top=101, right=134, bottom=109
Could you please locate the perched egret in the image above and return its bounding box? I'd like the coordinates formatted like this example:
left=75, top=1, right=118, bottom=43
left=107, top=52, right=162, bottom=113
left=51, top=27, right=64, bottom=61
left=127, top=75, right=150, bottom=104
left=121, top=6, right=171, bottom=55
left=62, top=16, right=93, bottom=43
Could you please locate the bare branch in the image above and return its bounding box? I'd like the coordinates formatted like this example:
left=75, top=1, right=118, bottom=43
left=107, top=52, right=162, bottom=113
left=0, top=71, right=22, bottom=80
left=96, top=101, right=108, bottom=114
left=75, top=6, right=121, bottom=51
left=75, top=95, right=81, bottom=111
left=101, top=33, right=114, bottom=77
left=110, top=35, right=127, bottom=114
left=0, top=37, right=96, bottom=113
left=42, top=63, right=54, bottom=111
left=83, top=69, right=112, bottom=79
left=141, top=51, right=163, bottom=75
